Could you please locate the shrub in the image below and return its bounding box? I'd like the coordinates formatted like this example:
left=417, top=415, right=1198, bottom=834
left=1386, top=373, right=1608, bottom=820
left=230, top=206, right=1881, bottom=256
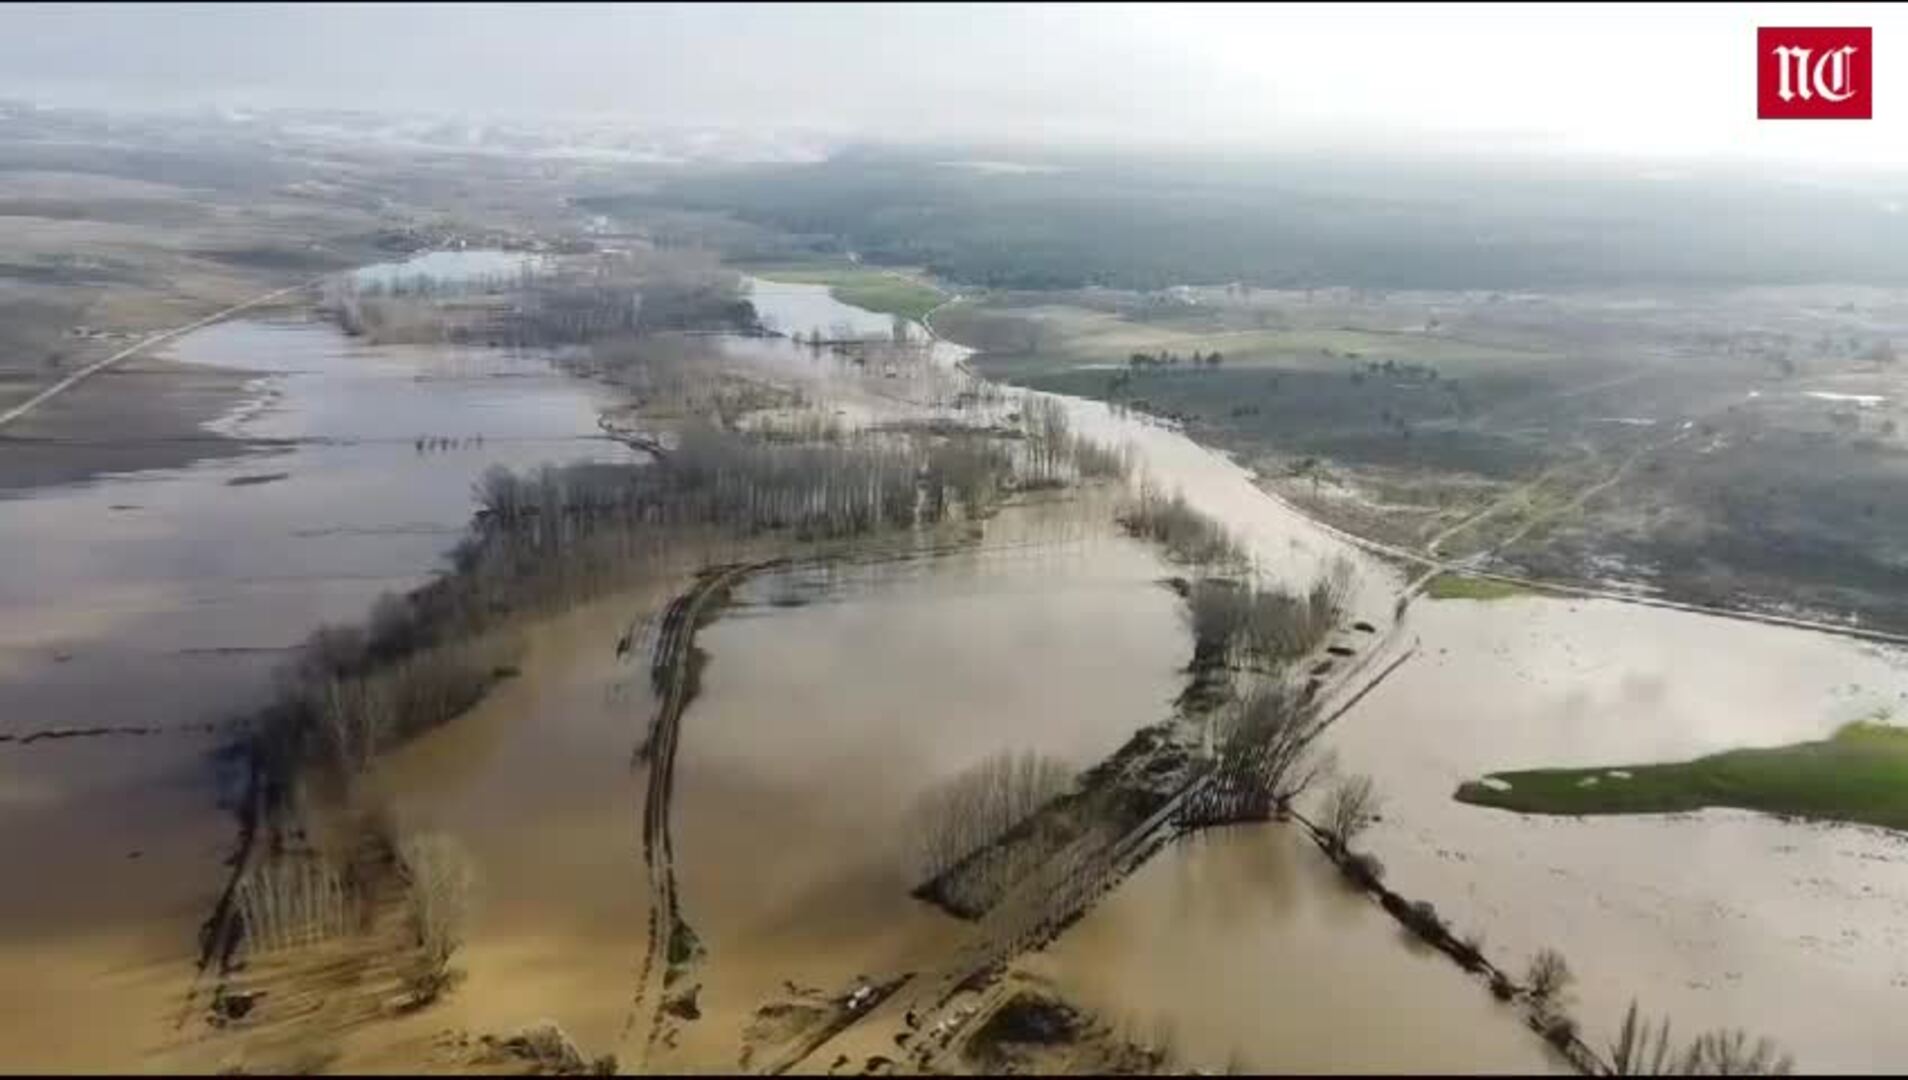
left=1342, top=851, right=1386, bottom=888
left=1542, top=1013, right=1580, bottom=1049
left=1404, top=899, right=1444, bottom=938
left=1322, top=773, right=1382, bottom=852
left=1452, top=931, right=1487, bottom=972
left=1526, top=948, right=1573, bottom=1005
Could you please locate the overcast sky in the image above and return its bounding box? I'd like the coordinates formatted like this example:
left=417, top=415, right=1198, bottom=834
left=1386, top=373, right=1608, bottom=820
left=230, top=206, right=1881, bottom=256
left=1, top=2, right=1903, bottom=168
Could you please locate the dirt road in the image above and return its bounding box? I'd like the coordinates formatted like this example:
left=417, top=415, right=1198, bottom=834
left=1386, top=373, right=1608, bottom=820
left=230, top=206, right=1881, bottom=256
left=0, top=278, right=321, bottom=431
left=622, top=560, right=779, bottom=1062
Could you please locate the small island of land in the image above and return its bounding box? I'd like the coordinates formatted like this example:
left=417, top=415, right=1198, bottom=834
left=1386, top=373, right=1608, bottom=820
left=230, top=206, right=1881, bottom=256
left=1456, top=718, right=1908, bottom=833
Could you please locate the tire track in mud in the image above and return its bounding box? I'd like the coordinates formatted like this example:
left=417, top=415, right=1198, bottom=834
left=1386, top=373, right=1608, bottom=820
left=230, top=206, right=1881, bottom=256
left=621, top=560, right=781, bottom=1063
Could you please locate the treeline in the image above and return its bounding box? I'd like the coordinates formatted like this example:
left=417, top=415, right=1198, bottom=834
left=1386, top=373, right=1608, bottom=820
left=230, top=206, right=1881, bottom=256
left=1181, top=567, right=1350, bottom=673
left=1127, top=349, right=1223, bottom=370
left=907, top=750, right=1074, bottom=884
left=629, top=154, right=1908, bottom=292
left=1117, top=486, right=1242, bottom=566
left=321, top=251, right=759, bottom=348
left=252, top=419, right=1132, bottom=827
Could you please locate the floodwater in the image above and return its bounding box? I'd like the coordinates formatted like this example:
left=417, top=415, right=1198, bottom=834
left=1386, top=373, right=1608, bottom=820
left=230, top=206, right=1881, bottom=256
left=1025, top=826, right=1565, bottom=1074
left=663, top=499, right=1187, bottom=1066
left=1324, top=594, right=1908, bottom=1073
left=0, top=251, right=630, bottom=1070
left=12, top=254, right=1907, bottom=1075
left=369, top=586, right=668, bottom=1066
left=744, top=277, right=901, bottom=342
left=810, top=282, right=1908, bottom=1071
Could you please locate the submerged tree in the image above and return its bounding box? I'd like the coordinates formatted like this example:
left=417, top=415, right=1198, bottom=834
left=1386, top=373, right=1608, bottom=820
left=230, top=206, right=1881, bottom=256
left=1321, top=773, right=1381, bottom=853
left=1526, top=948, right=1574, bottom=1009
left=398, top=833, right=474, bottom=1004
left=1187, top=683, right=1330, bottom=824
left=908, top=749, right=1075, bottom=884
left=1609, top=1000, right=1795, bottom=1076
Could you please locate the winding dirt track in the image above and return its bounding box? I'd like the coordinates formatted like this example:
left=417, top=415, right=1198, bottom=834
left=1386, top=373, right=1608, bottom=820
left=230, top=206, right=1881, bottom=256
left=622, top=560, right=780, bottom=1062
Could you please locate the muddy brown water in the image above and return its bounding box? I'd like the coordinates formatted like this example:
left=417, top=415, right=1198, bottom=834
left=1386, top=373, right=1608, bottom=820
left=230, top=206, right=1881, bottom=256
left=1024, top=825, right=1566, bottom=1074
left=9, top=258, right=1908, bottom=1074
left=1325, top=594, right=1908, bottom=1073
left=660, top=500, right=1185, bottom=1068
left=0, top=250, right=634, bottom=1070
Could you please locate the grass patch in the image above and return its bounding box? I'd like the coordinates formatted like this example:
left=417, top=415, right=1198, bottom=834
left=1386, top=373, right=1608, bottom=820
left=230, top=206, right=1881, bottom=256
left=1424, top=572, right=1532, bottom=601
left=1455, top=718, right=1908, bottom=832
left=749, top=263, right=945, bottom=322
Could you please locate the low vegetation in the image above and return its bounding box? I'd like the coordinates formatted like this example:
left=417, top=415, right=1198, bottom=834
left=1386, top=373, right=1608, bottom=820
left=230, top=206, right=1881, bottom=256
left=1181, top=564, right=1352, bottom=672
left=1117, top=486, right=1242, bottom=566
left=1455, top=717, right=1908, bottom=833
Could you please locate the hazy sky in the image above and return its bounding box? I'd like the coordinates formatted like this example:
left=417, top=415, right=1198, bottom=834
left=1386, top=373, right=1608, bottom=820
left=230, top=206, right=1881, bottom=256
left=1, top=2, right=1903, bottom=167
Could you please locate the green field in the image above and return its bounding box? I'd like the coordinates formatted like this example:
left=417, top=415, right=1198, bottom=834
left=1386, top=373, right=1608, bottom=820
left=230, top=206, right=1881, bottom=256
left=1423, top=572, right=1535, bottom=601
left=748, top=263, right=946, bottom=322
left=1455, top=719, right=1908, bottom=832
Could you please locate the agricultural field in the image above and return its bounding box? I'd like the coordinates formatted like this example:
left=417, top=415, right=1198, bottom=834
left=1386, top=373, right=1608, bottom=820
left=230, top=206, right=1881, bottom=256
left=945, top=283, right=1908, bottom=633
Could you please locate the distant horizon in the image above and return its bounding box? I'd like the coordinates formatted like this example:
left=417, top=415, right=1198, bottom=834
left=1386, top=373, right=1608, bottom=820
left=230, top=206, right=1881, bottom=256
left=2, top=2, right=1905, bottom=172
left=8, top=93, right=1908, bottom=186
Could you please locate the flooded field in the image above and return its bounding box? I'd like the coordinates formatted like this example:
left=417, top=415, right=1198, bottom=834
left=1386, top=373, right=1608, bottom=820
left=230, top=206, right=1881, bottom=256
left=1328, top=594, right=1908, bottom=1072
left=664, top=504, right=1185, bottom=1067
left=369, top=586, right=671, bottom=1067
left=1027, top=825, right=1565, bottom=1074
left=9, top=249, right=1908, bottom=1075
left=0, top=257, right=631, bottom=1069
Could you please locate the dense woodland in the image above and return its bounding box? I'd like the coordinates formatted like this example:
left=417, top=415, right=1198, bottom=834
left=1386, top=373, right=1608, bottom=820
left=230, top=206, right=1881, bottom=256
left=592, top=151, right=1908, bottom=292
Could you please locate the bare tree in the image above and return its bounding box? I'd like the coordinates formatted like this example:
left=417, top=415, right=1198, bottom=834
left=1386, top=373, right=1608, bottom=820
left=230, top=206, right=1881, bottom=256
left=1686, top=1029, right=1794, bottom=1076
left=1118, top=485, right=1242, bottom=566
left=1610, top=1000, right=1795, bottom=1076
left=909, top=750, right=1074, bottom=884
left=397, top=833, right=474, bottom=1004
left=1526, top=947, right=1574, bottom=1008
left=1322, top=773, right=1381, bottom=852
left=1191, top=683, right=1329, bottom=823
left=235, top=855, right=352, bottom=954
